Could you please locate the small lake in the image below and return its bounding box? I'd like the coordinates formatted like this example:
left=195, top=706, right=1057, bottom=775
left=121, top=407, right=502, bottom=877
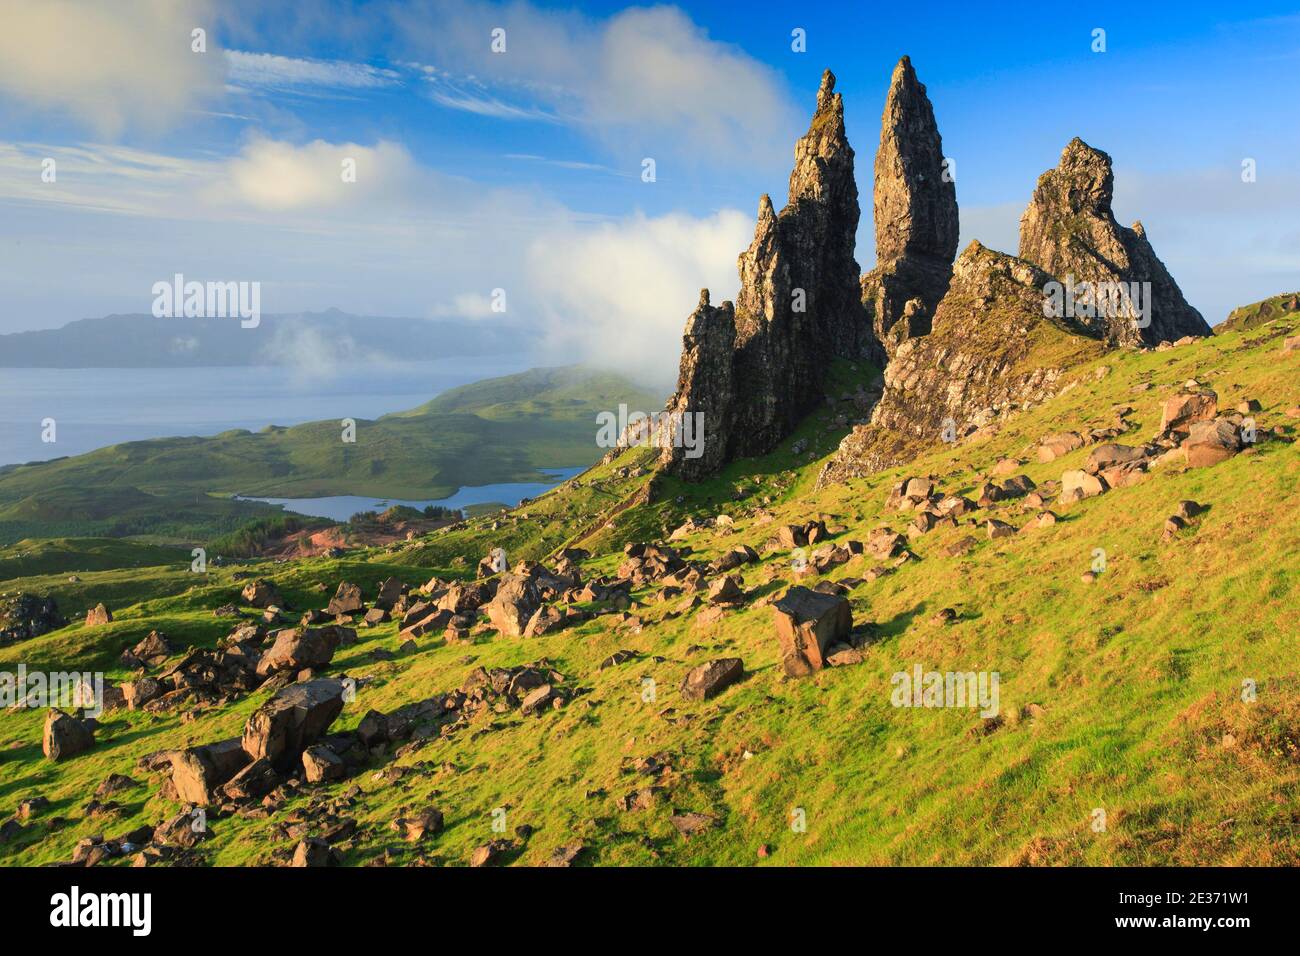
left=238, top=466, right=586, bottom=522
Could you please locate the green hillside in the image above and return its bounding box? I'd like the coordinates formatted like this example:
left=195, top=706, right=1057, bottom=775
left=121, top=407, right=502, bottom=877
left=0, top=367, right=663, bottom=546
left=1217, top=291, right=1300, bottom=331
left=1, top=317, right=1295, bottom=867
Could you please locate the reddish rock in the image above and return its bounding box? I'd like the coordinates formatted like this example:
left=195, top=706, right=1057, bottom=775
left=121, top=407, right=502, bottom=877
left=772, top=586, right=852, bottom=677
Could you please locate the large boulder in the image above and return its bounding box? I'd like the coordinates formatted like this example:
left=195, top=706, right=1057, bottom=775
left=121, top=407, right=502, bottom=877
left=679, top=658, right=744, bottom=701
left=326, top=581, right=364, bottom=616
left=302, top=744, right=346, bottom=784
left=374, top=577, right=407, bottom=610
left=242, top=679, right=346, bottom=769
left=1184, top=419, right=1241, bottom=467
left=1160, top=390, right=1218, bottom=436
left=1061, top=469, right=1108, bottom=500
left=240, top=579, right=283, bottom=609
left=484, top=574, right=543, bottom=637
left=85, top=603, right=112, bottom=626
left=255, top=626, right=344, bottom=677
left=169, top=738, right=249, bottom=805
left=772, top=587, right=853, bottom=677
left=42, top=709, right=94, bottom=761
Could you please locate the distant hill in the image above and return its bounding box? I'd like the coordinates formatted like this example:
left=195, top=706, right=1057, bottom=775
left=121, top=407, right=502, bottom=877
left=0, top=308, right=540, bottom=367
left=0, top=366, right=664, bottom=544
left=1217, top=291, right=1300, bottom=332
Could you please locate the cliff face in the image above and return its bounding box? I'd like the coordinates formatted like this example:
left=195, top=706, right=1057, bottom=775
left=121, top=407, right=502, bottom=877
left=819, top=241, right=1107, bottom=483
left=861, top=56, right=959, bottom=361
left=1017, top=138, right=1211, bottom=346
left=661, top=70, right=873, bottom=481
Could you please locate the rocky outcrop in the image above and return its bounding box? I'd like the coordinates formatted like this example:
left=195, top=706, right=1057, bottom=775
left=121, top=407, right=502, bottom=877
left=660, top=70, right=872, bottom=480
left=1018, top=138, right=1210, bottom=346
left=820, top=242, right=1107, bottom=482
left=0, top=592, right=64, bottom=646
left=861, top=56, right=959, bottom=360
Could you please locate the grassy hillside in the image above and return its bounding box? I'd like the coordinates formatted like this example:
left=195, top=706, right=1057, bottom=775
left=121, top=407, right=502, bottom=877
left=1218, top=291, right=1300, bottom=331
left=0, top=367, right=663, bottom=547
left=0, top=319, right=1296, bottom=867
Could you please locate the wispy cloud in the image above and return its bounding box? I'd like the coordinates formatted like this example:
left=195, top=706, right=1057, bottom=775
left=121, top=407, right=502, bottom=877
left=390, top=0, right=799, bottom=165
left=225, top=50, right=401, bottom=94
left=422, top=75, right=565, bottom=122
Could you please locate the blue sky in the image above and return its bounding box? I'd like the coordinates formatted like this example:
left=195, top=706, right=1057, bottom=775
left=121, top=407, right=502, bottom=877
left=0, top=0, right=1296, bottom=374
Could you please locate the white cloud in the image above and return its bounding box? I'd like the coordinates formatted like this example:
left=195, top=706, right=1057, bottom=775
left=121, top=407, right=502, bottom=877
left=206, top=137, right=418, bottom=211
left=224, top=50, right=401, bottom=93
left=0, top=0, right=225, bottom=137
left=431, top=292, right=497, bottom=319
left=526, top=209, right=753, bottom=380
left=391, top=1, right=799, bottom=165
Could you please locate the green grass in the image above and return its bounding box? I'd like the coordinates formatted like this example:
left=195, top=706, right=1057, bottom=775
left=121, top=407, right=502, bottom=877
left=1, top=320, right=1297, bottom=867
left=0, top=366, right=664, bottom=546
left=1217, top=291, right=1299, bottom=331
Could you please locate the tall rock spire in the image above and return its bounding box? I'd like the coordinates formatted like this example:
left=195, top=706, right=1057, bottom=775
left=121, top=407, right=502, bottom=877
left=861, top=56, right=959, bottom=360
left=661, top=69, right=873, bottom=481
left=1018, top=137, right=1210, bottom=346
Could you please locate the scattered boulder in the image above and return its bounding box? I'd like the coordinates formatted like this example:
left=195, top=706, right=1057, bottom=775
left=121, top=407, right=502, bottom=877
left=242, top=679, right=347, bottom=770
left=707, top=575, right=745, bottom=605
left=326, top=581, right=364, bottom=616
left=986, top=519, right=1016, bottom=540
left=1037, top=432, right=1085, bottom=462
left=679, top=658, right=744, bottom=701
left=470, top=839, right=514, bottom=867
left=484, top=574, right=543, bottom=637
left=1183, top=419, right=1241, bottom=467
left=291, top=837, right=337, bottom=867
left=523, top=605, right=565, bottom=638
left=1060, top=469, right=1108, bottom=500
left=42, top=709, right=94, bottom=761
left=1160, top=390, right=1218, bottom=436
left=169, top=738, right=250, bottom=805
left=1085, top=444, right=1146, bottom=474
left=396, top=807, right=444, bottom=842
left=240, top=579, right=283, bottom=610
left=85, top=603, right=112, bottom=627
left=772, top=586, right=852, bottom=677
left=255, top=626, right=346, bottom=677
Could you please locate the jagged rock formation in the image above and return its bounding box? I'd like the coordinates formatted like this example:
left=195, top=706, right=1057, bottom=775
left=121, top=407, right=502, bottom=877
left=1018, top=138, right=1210, bottom=346
left=661, top=70, right=872, bottom=481
left=819, top=242, right=1107, bottom=483
left=860, top=56, right=959, bottom=362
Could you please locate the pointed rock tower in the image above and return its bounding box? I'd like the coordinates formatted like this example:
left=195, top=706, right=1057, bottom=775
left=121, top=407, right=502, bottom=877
left=660, top=70, right=873, bottom=480
left=1018, top=138, right=1210, bottom=346
left=861, top=56, right=959, bottom=361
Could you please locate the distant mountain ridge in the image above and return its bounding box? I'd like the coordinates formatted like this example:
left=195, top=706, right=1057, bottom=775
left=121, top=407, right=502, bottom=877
left=0, top=309, right=540, bottom=367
